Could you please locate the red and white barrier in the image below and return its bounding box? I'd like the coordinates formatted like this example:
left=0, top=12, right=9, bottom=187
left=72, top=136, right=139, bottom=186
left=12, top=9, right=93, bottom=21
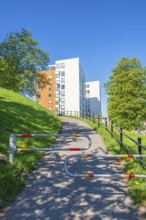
left=64, top=153, right=146, bottom=178
left=9, top=133, right=92, bottom=165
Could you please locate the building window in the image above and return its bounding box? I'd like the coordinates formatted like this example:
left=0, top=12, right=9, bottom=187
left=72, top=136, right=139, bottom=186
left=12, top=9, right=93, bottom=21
left=61, top=85, right=65, bottom=90
left=48, top=88, right=52, bottom=91
left=56, top=79, right=60, bottom=83
left=61, top=78, right=65, bottom=83
left=56, top=71, right=60, bottom=75
left=48, top=107, right=52, bottom=110
left=49, top=76, right=52, bottom=78
left=48, top=100, right=52, bottom=103
left=86, top=84, right=90, bottom=88
left=56, top=84, right=60, bottom=89
left=55, top=71, right=60, bottom=78
left=56, top=63, right=60, bottom=69
left=61, top=71, right=65, bottom=76
left=61, top=98, right=65, bottom=103
left=48, top=94, right=52, bottom=97
left=61, top=63, right=65, bottom=68
left=61, top=91, right=65, bottom=96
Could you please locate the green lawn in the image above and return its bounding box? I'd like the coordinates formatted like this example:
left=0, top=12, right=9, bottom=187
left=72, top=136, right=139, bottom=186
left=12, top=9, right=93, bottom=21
left=0, top=88, right=62, bottom=209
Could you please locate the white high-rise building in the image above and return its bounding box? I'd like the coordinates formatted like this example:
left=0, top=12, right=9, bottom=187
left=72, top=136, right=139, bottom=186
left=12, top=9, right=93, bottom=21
left=85, top=81, right=101, bottom=116
left=36, top=57, right=101, bottom=117
left=54, top=57, right=86, bottom=115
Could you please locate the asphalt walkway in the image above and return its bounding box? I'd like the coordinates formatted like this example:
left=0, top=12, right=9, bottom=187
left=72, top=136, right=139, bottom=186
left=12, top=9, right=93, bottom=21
left=0, top=117, right=143, bottom=220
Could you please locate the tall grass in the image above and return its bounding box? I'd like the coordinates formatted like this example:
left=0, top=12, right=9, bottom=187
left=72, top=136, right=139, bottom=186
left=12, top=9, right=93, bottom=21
left=0, top=88, right=62, bottom=209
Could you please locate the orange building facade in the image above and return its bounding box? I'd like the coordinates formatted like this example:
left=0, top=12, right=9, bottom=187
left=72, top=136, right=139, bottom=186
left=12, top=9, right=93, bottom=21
left=35, top=70, right=56, bottom=113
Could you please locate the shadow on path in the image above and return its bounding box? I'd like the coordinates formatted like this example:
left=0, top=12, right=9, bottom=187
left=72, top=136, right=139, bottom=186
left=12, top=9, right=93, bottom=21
left=0, top=117, right=142, bottom=220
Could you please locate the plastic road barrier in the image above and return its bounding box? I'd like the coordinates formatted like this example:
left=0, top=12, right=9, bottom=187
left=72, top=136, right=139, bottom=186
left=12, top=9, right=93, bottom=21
left=64, top=153, right=146, bottom=178
left=9, top=133, right=92, bottom=165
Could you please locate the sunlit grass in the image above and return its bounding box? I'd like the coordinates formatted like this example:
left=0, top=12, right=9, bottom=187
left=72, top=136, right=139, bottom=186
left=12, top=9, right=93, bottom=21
left=0, top=88, right=62, bottom=209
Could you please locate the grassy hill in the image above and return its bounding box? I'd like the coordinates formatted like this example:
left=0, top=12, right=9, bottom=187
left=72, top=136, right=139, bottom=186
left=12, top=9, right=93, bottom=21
left=0, top=88, right=62, bottom=209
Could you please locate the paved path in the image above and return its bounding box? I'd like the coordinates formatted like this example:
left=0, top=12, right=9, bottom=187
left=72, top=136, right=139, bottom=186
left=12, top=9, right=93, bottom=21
left=1, top=117, right=143, bottom=220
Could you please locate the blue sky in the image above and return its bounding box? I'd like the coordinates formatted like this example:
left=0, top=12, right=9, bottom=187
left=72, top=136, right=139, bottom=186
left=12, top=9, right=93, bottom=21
left=1, top=0, right=146, bottom=116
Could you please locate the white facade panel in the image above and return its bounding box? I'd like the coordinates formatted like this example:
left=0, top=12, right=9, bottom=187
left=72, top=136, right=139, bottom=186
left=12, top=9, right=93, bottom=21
left=85, top=81, right=101, bottom=115
left=63, top=58, right=79, bottom=112
left=55, top=58, right=85, bottom=115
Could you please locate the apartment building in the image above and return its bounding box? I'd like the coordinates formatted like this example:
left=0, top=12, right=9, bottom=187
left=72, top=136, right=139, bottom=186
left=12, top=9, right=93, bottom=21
left=35, top=69, right=56, bottom=112
left=41, top=70, right=56, bottom=112
left=35, top=57, right=86, bottom=115
left=85, top=81, right=101, bottom=116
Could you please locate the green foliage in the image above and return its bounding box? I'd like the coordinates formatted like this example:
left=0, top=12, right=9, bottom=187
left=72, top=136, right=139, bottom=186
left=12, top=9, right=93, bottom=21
left=0, top=59, right=20, bottom=92
left=0, top=88, right=62, bottom=209
left=0, top=164, right=26, bottom=208
left=0, top=29, right=49, bottom=95
left=104, top=57, right=146, bottom=130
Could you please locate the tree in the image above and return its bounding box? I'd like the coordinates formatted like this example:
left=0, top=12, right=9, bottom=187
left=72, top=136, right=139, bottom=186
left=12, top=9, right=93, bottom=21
left=0, top=58, right=20, bottom=91
left=104, top=57, right=146, bottom=130
left=0, top=28, right=50, bottom=95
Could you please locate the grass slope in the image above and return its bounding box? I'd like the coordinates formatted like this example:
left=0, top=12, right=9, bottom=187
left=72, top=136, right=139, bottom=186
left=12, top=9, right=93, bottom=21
left=0, top=88, right=62, bottom=209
